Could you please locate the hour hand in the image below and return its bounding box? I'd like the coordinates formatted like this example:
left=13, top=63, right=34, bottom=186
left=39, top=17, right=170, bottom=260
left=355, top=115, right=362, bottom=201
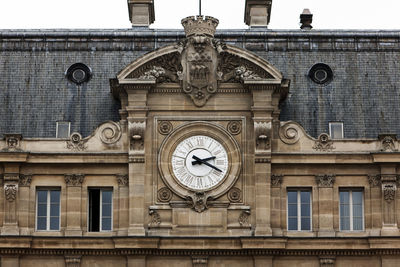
left=192, top=155, right=222, bottom=172
left=191, top=156, right=216, bottom=165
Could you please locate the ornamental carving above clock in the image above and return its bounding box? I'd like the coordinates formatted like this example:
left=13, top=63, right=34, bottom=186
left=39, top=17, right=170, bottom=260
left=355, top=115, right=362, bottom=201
left=158, top=121, right=242, bottom=212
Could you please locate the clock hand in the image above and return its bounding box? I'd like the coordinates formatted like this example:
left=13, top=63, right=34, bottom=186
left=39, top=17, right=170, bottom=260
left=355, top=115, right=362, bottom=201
left=191, top=156, right=216, bottom=165
left=192, top=155, right=222, bottom=172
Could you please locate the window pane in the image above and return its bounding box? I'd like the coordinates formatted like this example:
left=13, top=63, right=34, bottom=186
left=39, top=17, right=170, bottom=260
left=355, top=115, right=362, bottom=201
left=37, top=204, right=47, bottom=217
left=301, top=218, right=310, bottom=231
left=353, top=217, right=363, bottom=231
left=340, top=191, right=349, bottom=204
left=50, top=217, right=59, bottom=230
left=102, top=191, right=112, bottom=204
left=353, top=191, right=363, bottom=205
left=57, top=122, right=70, bottom=138
left=102, top=218, right=112, bottom=231
left=102, top=204, right=112, bottom=217
left=288, top=218, right=298, bottom=230
left=353, top=204, right=362, bottom=217
left=301, top=203, right=310, bottom=217
left=288, top=204, right=298, bottom=217
left=340, top=216, right=350, bottom=230
left=340, top=204, right=350, bottom=217
left=50, top=204, right=60, bottom=217
left=50, top=190, right=60, bottom=203
left=37, top=217, right=47, bottom=230
left=300, top=191, right=310, bottom=203
left=37, top=191, right=47, bottom=203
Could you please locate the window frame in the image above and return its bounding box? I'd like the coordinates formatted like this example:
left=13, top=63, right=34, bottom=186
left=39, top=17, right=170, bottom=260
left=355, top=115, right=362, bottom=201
left=287, top=188, right=312, bottom=231
left=35, top=188, right=61, bottom=231
left=87, top=188, right=113, bottom=232
left=339, top=188, right=364, bottom=231
left=329, top=122, right=344, bottom=139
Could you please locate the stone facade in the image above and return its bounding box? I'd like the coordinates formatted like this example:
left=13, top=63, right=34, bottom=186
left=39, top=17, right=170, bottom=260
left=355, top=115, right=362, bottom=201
left=1, top=2, right=400, bottom=267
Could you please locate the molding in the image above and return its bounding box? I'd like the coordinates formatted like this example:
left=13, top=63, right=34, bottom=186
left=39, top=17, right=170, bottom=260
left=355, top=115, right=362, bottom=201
left=64, top=174, right=85, bottom=187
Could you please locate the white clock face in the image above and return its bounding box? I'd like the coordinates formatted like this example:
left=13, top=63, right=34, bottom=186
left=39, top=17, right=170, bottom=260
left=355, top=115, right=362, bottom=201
left=171, top=135, right=229, bottom=191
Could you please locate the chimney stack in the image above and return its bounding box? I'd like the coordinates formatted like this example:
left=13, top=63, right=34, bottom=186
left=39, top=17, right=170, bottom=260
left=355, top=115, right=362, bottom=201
left=127, top=0, right=155, bottom=27
left=244, top=0, right=272, bottom=28
left=300, top=9, right=313, bottom=30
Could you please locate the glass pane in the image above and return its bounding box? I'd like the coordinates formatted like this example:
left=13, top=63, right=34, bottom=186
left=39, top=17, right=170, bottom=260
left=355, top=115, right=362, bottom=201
left=102, top=191, right=112, bottom=204
left=37, top=191, right=47, bottom=203
left=37, top=217, right=46, bottom=230
left=340, top=204, right=350, bottom=217
left=50, top=217, right=59, bottom=230
left=37, top=204, right=47, bottom=216
left=301, top=203, right=310, bottom=216
left=287, top=191, right=297, bottom=204
left=57, top=122, right=70, bottom=138
left=50, top=190, right=60, bottom=203
left=353, top=204, right=363, bottom=217
left=102, top=204, right=112, bottom=217
left=300, top=191, right=310, bottom=203
left=102, top=218, right=112, bottom=231
left=353, top=191, right=363, bottom=205
left=50, top=204, right=59, bottom=217
left=288, top=218, right=298, bottom=230
left=340, top=191, right=349, bottom=204
left=288, top=204, right=298, bottom=217
left=330, top=123, right=343, bottom=139
left=353, top=217, right=363, bottom=231
left=301, top=218, right=310, bottom=231
left=340, top=216, right=350, bottom=230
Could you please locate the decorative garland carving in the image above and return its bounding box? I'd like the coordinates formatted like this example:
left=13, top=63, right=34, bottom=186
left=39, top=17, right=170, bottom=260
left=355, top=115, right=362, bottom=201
left=238, top=210, right=251, bottom=227
left=315, top=174, right=336, bottom=188
left=313, top=133, right=335, bottom=152
left=227, top=121, right=242, bottom=135
left=64, top=174, right=85, bottom=187
left=116, top=174, right=128, bottom=186
left=228, top=187, right=242, bottom=203
left=148, top=209, right=161, bottom=227
left=99, top=121, right=122, bottom=145
left=379, top=134, right=398, bottom=152
left=279, top=122, right=301, bottom=145
left=2, top=134, right=22, bottom=151
left=271, top=174, right=283, bottom=188
left=158, top=187, right=173, bottom=203
left=383, top=183, right=396, bottom=202
left=4, top=184, right=17, bottom=202
left=19, top=174, right=32, bottom=187
left=187, top=192, right=211, bottom=213
left=255, top=121, right=271, bottom=151
left=368, top=175, right=381, bottom=187
left=66, top=132, right=87, bottom=151
left=158, top=121, right=173, bottom=135
left=129, top=121, right=145, bottom=151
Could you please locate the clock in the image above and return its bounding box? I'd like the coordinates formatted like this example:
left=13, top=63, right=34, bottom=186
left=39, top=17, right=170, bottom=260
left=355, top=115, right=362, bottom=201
left=171, top=135, right=229, bottom=190
left=158, top=121, right=242, bottom=199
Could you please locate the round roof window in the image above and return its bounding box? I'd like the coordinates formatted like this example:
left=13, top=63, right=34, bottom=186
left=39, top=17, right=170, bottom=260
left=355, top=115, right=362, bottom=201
left=66, top=63, right=92, bottom=85
left=308, top=63, right=333, bottom=85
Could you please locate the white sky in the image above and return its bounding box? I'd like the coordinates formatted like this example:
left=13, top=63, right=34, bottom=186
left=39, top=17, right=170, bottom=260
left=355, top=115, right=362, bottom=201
left=0, top=0, right=399, bottom=30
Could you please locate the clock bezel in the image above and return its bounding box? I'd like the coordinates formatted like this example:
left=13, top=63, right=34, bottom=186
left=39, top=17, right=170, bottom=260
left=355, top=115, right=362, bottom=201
left=158, top=121, right=242, bottom=198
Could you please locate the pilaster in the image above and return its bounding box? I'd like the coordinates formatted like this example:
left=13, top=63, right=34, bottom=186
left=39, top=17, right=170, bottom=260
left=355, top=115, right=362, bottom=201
left=64, top=174, right=85, bottom=236
left=316, top=174, right=335, bottom=237
left=270, top=174, right=283, bottom=236
left=116, top=174, right=129, bottom=236
left=2, top=172, right=19, bottom=235
left=18, top=174, right=32, bottom=235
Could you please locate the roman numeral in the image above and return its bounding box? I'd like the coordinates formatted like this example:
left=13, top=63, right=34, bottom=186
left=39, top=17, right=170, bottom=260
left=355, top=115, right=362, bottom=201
left=216, top=159, right=225, bottom=166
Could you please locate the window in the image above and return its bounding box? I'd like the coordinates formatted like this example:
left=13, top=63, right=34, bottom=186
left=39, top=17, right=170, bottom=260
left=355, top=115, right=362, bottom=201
left=308, top=63, right=333, bottom=85
left=287, top=189, right=311, bottom=231
left=88, top=188, right=112, bottom=232
left=339, top=189, right=364, bottom=231
left=36, top=189, right=61, bottom=231
left=329, top=122, right=343, bottom=139
left=56, top=121, right=71, bottom=138
left=65, top=63, right=92, bottom=85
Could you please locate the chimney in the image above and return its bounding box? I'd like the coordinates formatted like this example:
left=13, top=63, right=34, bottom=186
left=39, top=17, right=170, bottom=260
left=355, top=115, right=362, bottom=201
left=127, top=0, right=155, bottom=27
left=244, top=0, right=272, bottom=28
left=300, top=9, right=313, bottom=30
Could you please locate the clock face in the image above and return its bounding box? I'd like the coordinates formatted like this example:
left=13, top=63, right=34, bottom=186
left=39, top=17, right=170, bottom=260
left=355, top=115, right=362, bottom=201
left=171, top=135, right=229, bottom=190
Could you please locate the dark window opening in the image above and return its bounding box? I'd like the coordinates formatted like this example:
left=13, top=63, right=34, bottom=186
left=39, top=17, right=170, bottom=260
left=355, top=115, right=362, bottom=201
left=88, top=188, right=112, bottom=232
left=308, top=63, right=333, bottom=85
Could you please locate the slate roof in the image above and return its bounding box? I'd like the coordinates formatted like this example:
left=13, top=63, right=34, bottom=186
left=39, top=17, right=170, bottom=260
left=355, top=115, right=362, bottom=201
left=1, top=29, right=400, bottom=138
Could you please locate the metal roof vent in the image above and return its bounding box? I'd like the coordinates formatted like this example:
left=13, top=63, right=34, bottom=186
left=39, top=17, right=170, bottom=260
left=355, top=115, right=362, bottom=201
left=66, top=63, right=92, bottom=85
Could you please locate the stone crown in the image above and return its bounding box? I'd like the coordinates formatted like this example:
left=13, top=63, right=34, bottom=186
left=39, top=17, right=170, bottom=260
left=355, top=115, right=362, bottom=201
left=181, top=15, right=219, bottom=38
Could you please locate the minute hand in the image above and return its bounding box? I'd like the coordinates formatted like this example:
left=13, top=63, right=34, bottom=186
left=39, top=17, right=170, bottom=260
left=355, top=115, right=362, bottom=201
left=192, top=155, right=222, bottom=172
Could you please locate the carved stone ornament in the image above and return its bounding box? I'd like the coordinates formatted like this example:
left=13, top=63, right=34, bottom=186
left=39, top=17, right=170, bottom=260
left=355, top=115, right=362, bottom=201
left=4, top=184, right=18, bottom=202
left=98, top=121, right=122, bottom=145
left=148, top=209, right=161, bottom=227
left=116, top=174, right=128, bottom=186
left=255, top=121, right=271, bottom=151
left=178, top=16, right=223, bottom=107
left=129, top=121, right=145, bottom=152
left=192, top=256, right=208, bottom=267
left=279, top=122, right=302, bottom=145
left=65, top=255, right=81, bottom=267
left=383, top=183, right=396, bottom=202
left=66, top=132, right=88, bottom=151
left=187, top=192, right=211, bottom=213
left=228, top=187, right=242, bottom=203
left=158, top=187, right=173, bottom=203
left=19, top=174, right=32, bottom=187
left=315, top=174, right=336, bottom=188
left=2, top=133, right=22, bottom=151
left=320, top=257, right=335, bottom=266
left=64, top=174, right=85, bottom=186
left=378, top=134, right=398, bottom=152
left=313, top=133, right=335, bottom=152
left=368, top=174, right=381, bottom=187
left=271, top=174, right=283, bottom=188
left=238, top=210, right=251, bottom=227
left=158, top=121, right=173, bottom=135
left=227, top=121, right=242, bottom=135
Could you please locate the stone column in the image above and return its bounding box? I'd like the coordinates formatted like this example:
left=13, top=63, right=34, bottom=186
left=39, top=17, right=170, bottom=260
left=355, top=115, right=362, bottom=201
left=315, top=174, right=335, bottom=237
left=2, top=173, right=19, bottom=235
left=64, top=174, right=85, bottom=236
left=254, top=121, right=272, bottom=236
left=18, top=174, right=32, bottom=235
left=128, top=120, right=146, bottom=236
left=116, top=174, right=129, bottom=236
left=381, top=174, right=399, bottom=235
left=1, top=256, right=19, bottom=267
left=127, top=256, right=146, bottom=267
left=270, top=174, right=283, bottom=236
left=65, top=255, right=81, bottom=267
left=254, top=256, right=273, bottom=267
